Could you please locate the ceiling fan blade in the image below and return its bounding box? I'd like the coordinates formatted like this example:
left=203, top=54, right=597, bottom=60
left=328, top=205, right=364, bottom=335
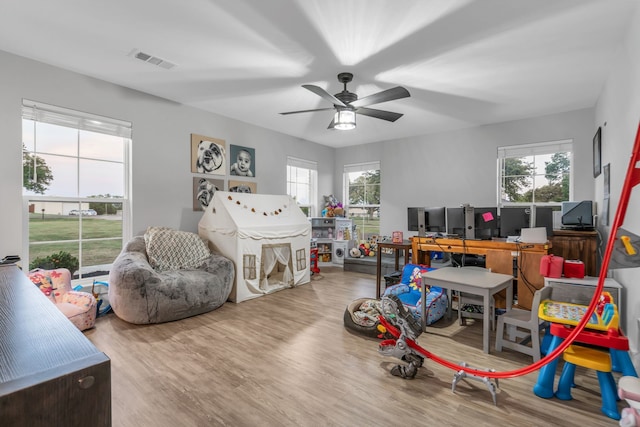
left=350, top=86, right=410, bottom=108
left=356, top=107, right=403, bottom=122
left=303, top=84, right=347, bottom=107
left=327, top=118, right=336, bottom=129
left=279, top=107, right=334, bottom=115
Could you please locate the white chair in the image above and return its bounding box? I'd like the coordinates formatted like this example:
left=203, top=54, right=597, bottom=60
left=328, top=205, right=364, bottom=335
left=495, top=286, right=552, bottom=361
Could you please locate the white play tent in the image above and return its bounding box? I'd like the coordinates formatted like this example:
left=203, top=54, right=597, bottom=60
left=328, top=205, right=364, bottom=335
left=198, top=191, right=311, bottom=303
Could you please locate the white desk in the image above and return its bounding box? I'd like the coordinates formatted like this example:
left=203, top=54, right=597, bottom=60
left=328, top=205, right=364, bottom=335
left=421, top=267, right=513, bottom=353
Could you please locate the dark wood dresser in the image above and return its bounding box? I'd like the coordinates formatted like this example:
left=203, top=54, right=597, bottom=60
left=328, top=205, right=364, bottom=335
left=549, top=229, right=598, bottom=277
left=0, top=266, right=111, bottom=426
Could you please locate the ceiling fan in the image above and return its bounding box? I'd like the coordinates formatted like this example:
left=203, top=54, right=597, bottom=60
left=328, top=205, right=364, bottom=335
left=280, top=72, right=410, bottom=130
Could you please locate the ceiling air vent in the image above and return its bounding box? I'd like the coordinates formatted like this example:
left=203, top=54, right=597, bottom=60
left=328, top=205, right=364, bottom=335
left=131, top=50, right=176, bottom=70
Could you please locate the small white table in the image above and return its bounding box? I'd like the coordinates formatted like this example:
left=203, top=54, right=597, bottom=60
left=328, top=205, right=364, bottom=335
left=421, top=267, right=513, bottom=353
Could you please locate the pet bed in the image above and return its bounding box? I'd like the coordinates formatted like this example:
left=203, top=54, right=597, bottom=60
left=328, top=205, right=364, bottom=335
left=344, top=264, right=448, bottom=337
left=343, top=298, right=385, bottom=338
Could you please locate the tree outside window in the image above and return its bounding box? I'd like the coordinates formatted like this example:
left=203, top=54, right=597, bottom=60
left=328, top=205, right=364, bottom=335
left=344, top=162, right=380, bottom=241
left=499, top=142, right=572, bottom=205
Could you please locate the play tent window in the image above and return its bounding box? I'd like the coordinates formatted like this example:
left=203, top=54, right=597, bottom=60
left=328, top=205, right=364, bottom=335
left=243, top=254, right=256, bottom=280
left=296, top=248, right=307, bottom=270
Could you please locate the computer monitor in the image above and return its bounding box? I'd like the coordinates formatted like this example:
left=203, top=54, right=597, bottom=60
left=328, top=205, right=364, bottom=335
left=561, top=201, right=594, bottom=229
left=499, top=207, right=530, bottom=237
left=446, top=207, right=465, bottom=236
left=407, top=207, right=426, bottom=234
left=425, top=207, right=447, bottom=232
left=534, top=206, right=555, bottom=236
left=474, top=207, right=498, bottom=240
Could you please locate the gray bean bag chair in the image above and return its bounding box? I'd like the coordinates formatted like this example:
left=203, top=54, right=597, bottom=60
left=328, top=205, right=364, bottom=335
left=108, top=231, right=234, bottom=324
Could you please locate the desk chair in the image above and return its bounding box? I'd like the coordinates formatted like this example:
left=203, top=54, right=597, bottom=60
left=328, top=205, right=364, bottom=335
left=495, top=286, right=552, bottom=361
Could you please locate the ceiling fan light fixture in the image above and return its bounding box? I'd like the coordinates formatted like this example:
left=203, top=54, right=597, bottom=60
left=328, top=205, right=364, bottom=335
left=334, top=109, right=356, bottom=131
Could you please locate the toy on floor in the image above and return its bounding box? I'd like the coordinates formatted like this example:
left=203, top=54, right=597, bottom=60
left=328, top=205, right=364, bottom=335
left=452, top=362, right=499, bottom=405
left=378, top=295, right=424, bottom=379
left=619, top=376, right=640, bottom=427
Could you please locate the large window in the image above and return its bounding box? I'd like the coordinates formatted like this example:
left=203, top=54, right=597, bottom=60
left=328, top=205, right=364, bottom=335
left=22, top=100, right=131, bottom=280
left=286, top=156, right=317, bottom=217
left=344, top=161, right=380, bottom=241
left=498, top=140, right=573, bottom=206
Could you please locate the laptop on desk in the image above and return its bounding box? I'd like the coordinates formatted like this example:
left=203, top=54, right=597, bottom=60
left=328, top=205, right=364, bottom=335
left=520, top=227, right=548, bottom=244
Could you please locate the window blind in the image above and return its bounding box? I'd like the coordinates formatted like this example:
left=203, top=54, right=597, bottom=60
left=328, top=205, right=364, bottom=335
left=498, top=139, right=573, bottom=159
left=287, top=156, right=317, bottom=170
left=22, top=99, right=132, bottom=139
left=344, top=161, right=380, bottom=173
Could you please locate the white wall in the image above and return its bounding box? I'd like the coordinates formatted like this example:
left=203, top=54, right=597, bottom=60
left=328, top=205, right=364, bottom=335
left=0, top=50, right=334, bottom=257
left=335, top=108, right=595, bottom=238
left=595, top=4, right=640, bottom=365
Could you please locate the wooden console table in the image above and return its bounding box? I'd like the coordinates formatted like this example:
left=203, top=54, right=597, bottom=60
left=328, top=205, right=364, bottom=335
left=0, top=266, right=111, bottom=426
left=411, top=237, right=550, bottom=310
left=375, top=241, right=412, bottom=298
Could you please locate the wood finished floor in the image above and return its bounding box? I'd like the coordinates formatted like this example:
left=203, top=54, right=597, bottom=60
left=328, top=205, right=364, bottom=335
left=86, top=267, right=622, bottom=427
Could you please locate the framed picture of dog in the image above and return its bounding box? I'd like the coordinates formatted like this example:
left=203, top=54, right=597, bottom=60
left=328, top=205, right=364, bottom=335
left=191, top=133, right=226, bottom=175
left=228, top=180, right=257, bottom=194
left=229, top=145, right=255, bottom=177
left=193, top=177, right=224, bottom=211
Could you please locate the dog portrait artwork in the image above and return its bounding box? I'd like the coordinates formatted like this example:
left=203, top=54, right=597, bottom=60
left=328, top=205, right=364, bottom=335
left=193, top=177, right=223, bottom=211
left=191, top=134, right=226, bottom=175
left=228, top=180, right=257, bottom=194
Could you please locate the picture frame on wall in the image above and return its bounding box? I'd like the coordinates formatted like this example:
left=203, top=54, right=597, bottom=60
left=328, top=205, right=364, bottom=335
left=593, top=126, right=602, bottom=178
left=229, top=180, right=257, bottom=194
left=193, top=177, right=224, bottom=211
left=229, top=144, right=255, bottom=177
left=191, top=133, right=226, bottom=175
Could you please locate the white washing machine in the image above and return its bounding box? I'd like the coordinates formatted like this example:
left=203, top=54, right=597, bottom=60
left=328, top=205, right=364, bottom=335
left=332, top=241, right=348, bottom=266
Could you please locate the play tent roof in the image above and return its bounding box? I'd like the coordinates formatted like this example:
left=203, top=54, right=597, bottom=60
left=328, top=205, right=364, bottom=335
left=199, top=191, right=310, bottom=239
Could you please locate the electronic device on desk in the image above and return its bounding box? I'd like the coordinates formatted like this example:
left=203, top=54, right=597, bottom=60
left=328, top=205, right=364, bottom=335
left=407, top=207, right=426, bottom=237
left=0, top=255, right=20, bottom=266
left=408, top=206, right=447, bottom=237
left=474, top=207, right=499, bottom=240
left=446, top=207, right=465, bottom=237
left=498, top=206, right=555, bottom=238
left=561, top=200, right=595, bottom=230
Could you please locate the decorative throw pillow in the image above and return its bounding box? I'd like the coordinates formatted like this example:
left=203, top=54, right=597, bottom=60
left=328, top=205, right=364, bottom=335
left=28, top=270, right=57, bottom=303
left=144, top=227, right=211, bottom=271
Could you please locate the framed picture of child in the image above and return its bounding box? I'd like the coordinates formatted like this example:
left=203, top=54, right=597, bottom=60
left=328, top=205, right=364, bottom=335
left=229, top=180, right=257, bottom=194
left=229, top=145, right=255, bottom=177
left=193, top=177, right=224, bottom=211
left=191, top=134, right=226, bottom=176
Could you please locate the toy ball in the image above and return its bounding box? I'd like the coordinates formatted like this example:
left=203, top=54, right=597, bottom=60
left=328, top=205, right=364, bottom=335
left=368, top=251, right=375, bottom=257
left=350, top=247, right=361, bottom=258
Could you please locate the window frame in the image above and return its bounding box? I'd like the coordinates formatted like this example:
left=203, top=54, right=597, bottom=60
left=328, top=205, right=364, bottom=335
left=21, top=100, right=132, bottom=282
left=286, top=156, right=317, bottom=217
left=343, top=161, right=381, bottom=241
left=498, top=140, right=573, bottom=205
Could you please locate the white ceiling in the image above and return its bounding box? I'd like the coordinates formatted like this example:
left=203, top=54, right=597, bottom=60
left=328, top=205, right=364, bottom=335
left=0, top=0, right=636, bottom=148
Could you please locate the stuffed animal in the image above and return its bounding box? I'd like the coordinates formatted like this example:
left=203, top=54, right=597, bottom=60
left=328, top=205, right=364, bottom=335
left=350, top=247, right=362, bottom=258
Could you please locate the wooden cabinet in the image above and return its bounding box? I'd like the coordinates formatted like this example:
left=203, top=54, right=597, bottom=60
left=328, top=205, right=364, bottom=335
left=549, top=229, right=598, bottom=277
left=0, top=266, right=111, bottom=426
